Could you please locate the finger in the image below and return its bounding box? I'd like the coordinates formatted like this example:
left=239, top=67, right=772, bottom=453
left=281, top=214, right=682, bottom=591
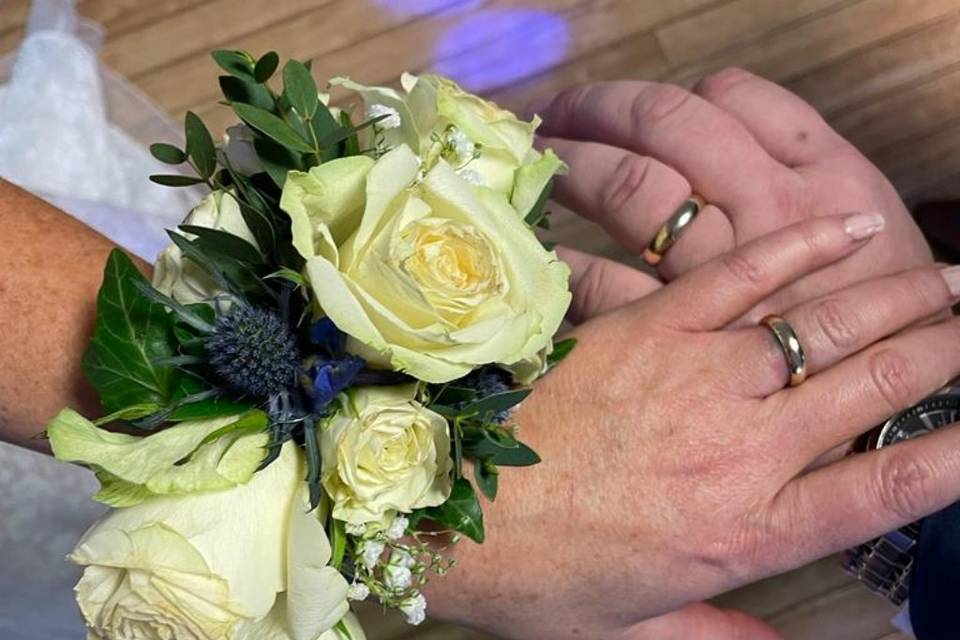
left=781, top=315, right=960, bottom=457
left=654, top=212, right=885, bottom=331
left=694, top=67, right=850, bottom=168
left=557, top=246, right=661, bottom=324
left=623, top=603, right=784, bottom=640
left=541, top=136, right=735, bottom=278
left=531, top=81, right=799, bottom=234
left=771, top=423, right=960, bottom=572
left=740, top=265, right=958, bottom=396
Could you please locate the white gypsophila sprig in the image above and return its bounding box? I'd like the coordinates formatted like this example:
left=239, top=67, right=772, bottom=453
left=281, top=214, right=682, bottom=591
left=347, top=581, right=370, bottom=601
left=366, top=104, right=402, bottom=129
left=458, top=169, right=484, bottom=186
left=400, top=592, right=428, bottom=626
left=345, top=522, right=367, bottom=537
left=385, top=515, right=409, bottom=541
left=447, top=128, right=475, bottom=163
left=360, top=540, right=386, bottom=571
left=384, top=564, right=414, bottom=591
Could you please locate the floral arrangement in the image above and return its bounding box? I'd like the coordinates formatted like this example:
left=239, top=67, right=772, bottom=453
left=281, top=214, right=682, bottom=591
left=43, top=49, right=573, bottom=640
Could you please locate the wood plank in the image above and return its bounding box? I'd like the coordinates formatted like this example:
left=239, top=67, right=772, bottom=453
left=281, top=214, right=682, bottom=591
left=670, top=0, right=960, bottom=84
left=787, top=9, right=960, bottom=117
left=655, top=0, right=849, bottom=68
left=870, top=117, right=960, bottom=203
left=767, top=581, right=900, bottom=640
left=830, top=63, right=960, bottom=156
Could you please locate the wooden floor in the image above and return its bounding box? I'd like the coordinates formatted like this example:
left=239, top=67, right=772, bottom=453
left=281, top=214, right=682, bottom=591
left=7, top=0, right=960, bottom=637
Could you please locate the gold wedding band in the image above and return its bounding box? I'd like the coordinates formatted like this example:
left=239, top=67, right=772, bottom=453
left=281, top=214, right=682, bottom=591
left=643, top=194, right=707, bottom=266
left=761, top=315, right=807, bottom=387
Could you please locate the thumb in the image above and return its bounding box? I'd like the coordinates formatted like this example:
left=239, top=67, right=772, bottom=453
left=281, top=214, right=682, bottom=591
left=622, top=602, right=784, bottom=640
left=557, top=246, right=661, bottom=324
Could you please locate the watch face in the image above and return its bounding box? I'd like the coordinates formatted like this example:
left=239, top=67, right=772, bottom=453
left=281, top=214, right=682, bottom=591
left=876, top=392, right=960, bottom=448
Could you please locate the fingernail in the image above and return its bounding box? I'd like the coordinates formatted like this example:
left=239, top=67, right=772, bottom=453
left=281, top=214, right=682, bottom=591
left=941, top=265, right=960, bottom=297
left=844, top=212, right=886, bottom=240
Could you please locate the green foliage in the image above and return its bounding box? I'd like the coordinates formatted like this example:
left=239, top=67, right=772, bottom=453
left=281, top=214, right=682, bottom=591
left=282, top=59, right=320, bottom=119
left=149, top=174, right=206, bottom=187
left=547, top=337, right=577, bottom=367
left=329, top=518, right=347, bottom=570
left=232, top=103, right=315, bottom=153
left=149, top=143, right=186, bottom=165
left=523, top=180, right=553, bottom=228
left=212, top=49, right=256, bottom=79
left=474, top=459, right=499, bottom=501
left=184, top=112, right=217, bottom=179
left=219, top=75, right=275, bottom=111
left=82, top=250, right=180, bottom=413
left=254, top=51, right=280, bottom=83
left=411, top=478, right=485, bottom=543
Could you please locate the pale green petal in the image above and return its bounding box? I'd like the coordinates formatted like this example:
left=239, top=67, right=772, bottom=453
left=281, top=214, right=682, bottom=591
left=281, top=156, right=374, bottom=257
left=48, top=409, right=268, bottom=506
left=330, top=77, right=420, bottom=151
left=511, top=148, right=567, bottom=220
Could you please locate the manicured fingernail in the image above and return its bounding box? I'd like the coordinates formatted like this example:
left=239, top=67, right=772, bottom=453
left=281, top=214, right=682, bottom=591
left=844, top=212, right=885, bottom=240
left=941, top=265, right=960, bottom=297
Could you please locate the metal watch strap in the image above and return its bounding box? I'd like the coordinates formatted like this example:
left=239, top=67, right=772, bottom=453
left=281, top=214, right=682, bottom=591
left=842, top=522, right=921, bottom=606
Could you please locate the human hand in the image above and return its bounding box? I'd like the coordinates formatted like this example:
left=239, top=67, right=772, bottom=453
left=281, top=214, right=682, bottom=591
left=426, top=214, right=960, bottom=639
left=531, top=68, right=933, bottom=324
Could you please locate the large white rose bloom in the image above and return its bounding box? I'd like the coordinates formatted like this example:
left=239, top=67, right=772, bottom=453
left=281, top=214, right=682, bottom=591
left=320, top=385, right=452, bottom=526
left=281, top=144, right=570, bottom=383
left=71, top=443, right=358, bottom=640
left=152, top=190, right=258, bottom=305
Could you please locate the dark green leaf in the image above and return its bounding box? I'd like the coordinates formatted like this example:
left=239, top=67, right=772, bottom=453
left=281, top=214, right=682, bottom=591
left=462, top=427, right=519, bottom=460
left=541, top=239, right=558, bottom=251
left=211, top=49, right=255, bottom=79
left=459, top=389, right=532, bottom=419
left=474, top=460, right=499, bottom=501
left=165, top=231, right=241, bottom=296
left=413, top=478, right=485, bottom=543
left=219, top=75, right=275, bottom=111
left=524, top=181, right=553, bottom=227
left=232, top=103, right=314, bottom=153
left=254, top=51, right=280, bottom=83
left=82, top=250, right=179, bottom=413
left=340, top=110, right=360, bottom=156
left=179, top=224, right=264, bottom=265
left=431, top=385, right=477, bottom=407
left=282, top=59, right=319, bottom=119
left=547, top=338, right=577, bottom=367
left=149, top=143, right=186, bottom=165
left=197, top=410, right=267, bottom=445
left=253, top=137, right=304, bottom=188
left=313, top=106, right=342, bottom=161
left=304, top=419, right=323, bottom=510
left=149, top=174, right=206, bottom=187
left=168, top=396, right=254, bottom=421
left=487, top=442, right=540, bottom=467
left=184, top=111, right=217, bottom=179
left=92, top=403, right=162, bottom=426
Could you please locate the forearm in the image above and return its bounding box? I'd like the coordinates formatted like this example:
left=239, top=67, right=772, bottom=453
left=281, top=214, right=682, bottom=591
left=0, top=180, right=149, bottom=450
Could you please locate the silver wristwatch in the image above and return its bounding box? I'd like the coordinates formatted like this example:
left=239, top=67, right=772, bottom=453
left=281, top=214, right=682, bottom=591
left=843, top=385, right=960, bottom=605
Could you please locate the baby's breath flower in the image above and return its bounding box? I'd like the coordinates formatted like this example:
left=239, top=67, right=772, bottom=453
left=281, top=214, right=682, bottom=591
left=385, top=515, right=409, bottom=541
left=458, top=169, right=484, bottom=186
left=400, top=592, right=427, bottom=626
left=360, top=540, right=385, bottom=571
left=345, top=522, right=367, bottom=536
left=389, top=548, right=416, bottom=569
left=384, top=564, right=413, bottom=591
left=367, top=104, right=401, bottom=129
left=346, top=581, right=370, bottom=601
left=447, top=128, right=476, bottom=162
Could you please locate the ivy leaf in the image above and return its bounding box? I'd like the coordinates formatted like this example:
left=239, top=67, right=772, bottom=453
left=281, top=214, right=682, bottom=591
left=282, top=59, right=319, bottom=119
left=233, top=103, right=314, bottom=153
left=149, top=174, right=206, bottom=187
left=474, top=460, right=498, bottom=501
left=219, top=75, right=275, bottom=111
left=254, top=51, right=280, bottom=83
left=149, top=143, right=186, bottom=165
left=212, top=49, right=256, bottom=80
left=82, top=250, right=179, bottom=413
left=411, top=478, right=485, bottom=543
left=184, top=111, right=217, bottom=179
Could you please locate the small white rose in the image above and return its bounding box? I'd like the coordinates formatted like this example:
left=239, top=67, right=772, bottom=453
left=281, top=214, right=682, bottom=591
left=223, top=124, right=264, bottom=176
left=152, top=190, right=259, bottom=305
left=319, top=385, right=453, bottom=525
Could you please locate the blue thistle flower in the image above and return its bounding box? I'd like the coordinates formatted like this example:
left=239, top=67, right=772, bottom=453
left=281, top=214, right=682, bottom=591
left=206, top=305, right=300, bottom=398
left=305, top=355, right=365, bottom=413
left=457, top=367, right=512, bottom=423
left=310, top=317, right=347, bottom=354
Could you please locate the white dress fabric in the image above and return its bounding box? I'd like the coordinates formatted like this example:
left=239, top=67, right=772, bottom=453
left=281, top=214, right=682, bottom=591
left=0, top=2, right=202, bottom=638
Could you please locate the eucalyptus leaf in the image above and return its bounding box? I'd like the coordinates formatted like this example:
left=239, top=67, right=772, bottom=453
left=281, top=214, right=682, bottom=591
left=254, top=51, right=280, bottom=83
left=547, top=338, right=577, bottom=367
left=179, top=224, right=264, bottom=265
left=184, top=111, right=217, bottom=179
left=282, top=59, right=319, bottom=119
left=212, top=49, right=255, bottom=79
left=487, top=442, right=540, bottom=467
left=82, top=250, right=179, bottom=413
left=149, top=174, right=206, bottom=187
left=149, top=143, right=186, bottom=165
left=340, top=111, right=360, bottom=156
left=219, top=75, right=275, bottom=111
left=459, top=388, right=531, bottom=419
left=412, top=478, right=484, bottom=543
left=474, top=460, right=499, bottom=501
left=232, top=103, right=314, bottom=153
left=253, top=136, right=304, bottom=188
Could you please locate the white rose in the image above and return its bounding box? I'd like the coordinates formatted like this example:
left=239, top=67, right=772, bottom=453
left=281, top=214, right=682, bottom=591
left=284, top=144, right=571, bottom=383
left=152, top=190, right=258, bottom=305
left=223, top=124, right=264, bottom=176
left=332, top=73, right=566, bottom=218
left=319, top=385, right=452, bottom=525
left=72, top=444, right=353, bottom=640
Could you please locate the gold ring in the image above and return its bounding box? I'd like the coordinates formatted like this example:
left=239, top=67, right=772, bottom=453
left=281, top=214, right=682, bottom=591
left=643, top=194, right=707, bottom=266
left=761, top=315, right=807, bottom=387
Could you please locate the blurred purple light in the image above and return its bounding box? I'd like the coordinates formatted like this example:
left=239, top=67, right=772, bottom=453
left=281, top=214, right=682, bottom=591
left=373, top=0, right=484, bottom=16
left=431, top=9, right=570, bottom=93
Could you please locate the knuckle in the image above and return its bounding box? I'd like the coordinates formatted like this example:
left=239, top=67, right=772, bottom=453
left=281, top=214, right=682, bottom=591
left=907, top=268, right=952, bottom=311
left=868, top=348, right=918, bottom=413
left=546, top=84, right=592, bottom=122
left=600, top=154, right=653, bottom=226
left=721, top=252, right=767, bottom=289
left=810, top=298, right=859, bottom=350
left=631, top=83, right=696, bottom=128
left=874, top=453, right=936, bottom=522
left=694, top=67, right=754, bottom=99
